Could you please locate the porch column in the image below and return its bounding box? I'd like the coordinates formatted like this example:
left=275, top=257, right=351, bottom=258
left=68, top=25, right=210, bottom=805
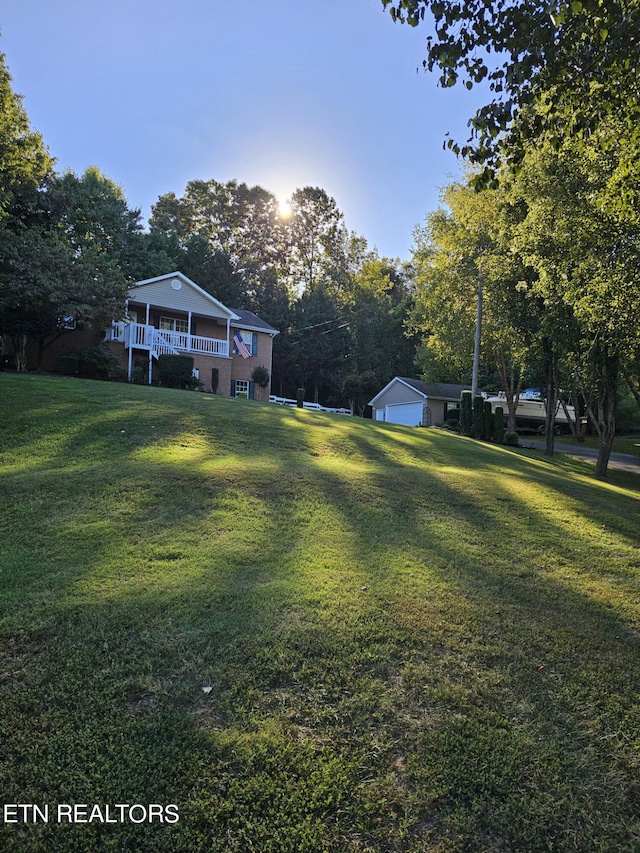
left=188, top=311, right=193, bottom=351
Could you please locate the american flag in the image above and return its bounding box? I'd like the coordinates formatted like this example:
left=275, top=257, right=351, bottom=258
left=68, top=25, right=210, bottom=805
left=233, top=332, right=251, bottom=359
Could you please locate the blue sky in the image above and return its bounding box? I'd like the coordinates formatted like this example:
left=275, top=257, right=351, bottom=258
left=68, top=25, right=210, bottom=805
left=2, top=0, right=486, bottom=261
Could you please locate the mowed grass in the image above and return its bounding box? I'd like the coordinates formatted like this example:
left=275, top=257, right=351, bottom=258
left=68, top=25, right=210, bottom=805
left=1, top=373, right=640, bottom=852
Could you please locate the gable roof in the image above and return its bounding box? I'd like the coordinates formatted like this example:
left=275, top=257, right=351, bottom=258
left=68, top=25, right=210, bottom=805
left=230, top=309, right=279, bottom=336
left=398, top=378, right=471, bottom=400
left=369, top=376, right=471, bottom=407
left=129, top=272, right=240, bottom=320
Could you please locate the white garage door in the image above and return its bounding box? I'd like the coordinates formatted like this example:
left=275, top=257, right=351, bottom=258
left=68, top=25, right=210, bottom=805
left=385, top=402, right=423, bottom=426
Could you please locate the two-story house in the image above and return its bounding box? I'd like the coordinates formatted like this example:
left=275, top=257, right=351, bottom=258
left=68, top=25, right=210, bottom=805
left=40, top=272, right=279, bottom=397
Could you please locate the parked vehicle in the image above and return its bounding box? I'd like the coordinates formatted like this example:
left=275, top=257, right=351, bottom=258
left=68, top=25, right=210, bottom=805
left=484, top=392, right=576, bottom=434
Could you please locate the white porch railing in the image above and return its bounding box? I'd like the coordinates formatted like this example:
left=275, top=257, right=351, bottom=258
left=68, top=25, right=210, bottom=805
left=270, top=395, right=351, bottom=415
left=111, top=323, right=229, bottom=357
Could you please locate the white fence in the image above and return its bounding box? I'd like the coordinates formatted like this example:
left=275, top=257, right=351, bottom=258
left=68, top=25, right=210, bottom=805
left=269, top=395, right=351, bottom=415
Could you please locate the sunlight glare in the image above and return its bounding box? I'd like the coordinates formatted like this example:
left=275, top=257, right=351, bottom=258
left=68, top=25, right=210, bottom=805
left=278, top=197, right=292, bottom=219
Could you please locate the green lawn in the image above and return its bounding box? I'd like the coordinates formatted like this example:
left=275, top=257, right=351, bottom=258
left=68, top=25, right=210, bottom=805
left=2, top=373, right=640, bottom=852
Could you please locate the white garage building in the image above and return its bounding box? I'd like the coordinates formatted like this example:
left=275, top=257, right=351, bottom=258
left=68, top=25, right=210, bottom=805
left=369, top=377, right=470, bottom=427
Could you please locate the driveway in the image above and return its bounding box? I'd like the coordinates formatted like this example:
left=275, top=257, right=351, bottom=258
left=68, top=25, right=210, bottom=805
left=521, top=440, right=640, bottom=475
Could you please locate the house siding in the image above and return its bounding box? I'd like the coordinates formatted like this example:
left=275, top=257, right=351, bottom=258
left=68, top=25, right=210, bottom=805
left=375, top=383, right=424, bottom=408
left=230, top=332, right=274, bottom=400
left=131, top=280, right=231, bottom=319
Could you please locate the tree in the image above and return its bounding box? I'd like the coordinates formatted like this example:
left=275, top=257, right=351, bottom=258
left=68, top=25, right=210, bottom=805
left=150, top=179, right=290, bottom=304
left=381, top=0, right=640, bottom=187
left=342, top=257, right=418, bottom=414
left=0, top=51, right=53, bottom=225
left=285, top=187, right=345, bottom=293
left=410, top=179, right=538, bottom=434
left=289, top=282, right=352, bottom=404
left=1, top=166, right=143, bottom=370
left=509, top=124, right=640, bottom=477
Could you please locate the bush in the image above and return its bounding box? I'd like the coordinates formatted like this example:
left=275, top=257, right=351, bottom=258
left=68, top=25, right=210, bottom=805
left=81, top=343, right=127, bottom=381
left=494, top=406, right=505, bottom=444
left=447, top=407, right=461, bottom=422
left=157, top=354, right=198, bottom=390
left=482, top=400, right=493, bottom=441
left=251, top=365, right=270, bottom=389
left=504, top=432, right=519, bottom=447
left=296, top=388, right=305, bottom=409
left=56, top=344, right=126, bottom=381
left=56, top=353, right=82, bottom=376
left=460, top=391, right=472, bottom=436
left=444, top=417, right=462, bottom=432
left=211, top=367, right=219, bottom=394
left=132, top=358, right=148, bottom=385
left=473, top=395, right=484, bottom=439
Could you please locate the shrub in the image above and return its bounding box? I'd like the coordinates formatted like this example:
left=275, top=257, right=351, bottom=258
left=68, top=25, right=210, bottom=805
left=447, top=407, right=461, bottom=422
left=296, top=388, right=305, bottom=409
left=460, top=391, right=472, bottom=436
left=251, top=365, right=270, bottom=389
left=473, top=395, right=484, bottom=439
left=80, top=343, right=127, bottom=381
left=56, top=344, right=126, bottom=381
left=158, top=354, right=197, bottom=389
left=56, top=353, right=82, bottom=376
left=444, top=417, right=462, bottom=432
left=211, top=367, right=219, bottom=394
left=483, top=400, right=493, bottom=441
left=132, top=358, right=148, bottom=385
left=504, top=432, right=519, bottom=446
left=494, top=406, right=505, bottom=444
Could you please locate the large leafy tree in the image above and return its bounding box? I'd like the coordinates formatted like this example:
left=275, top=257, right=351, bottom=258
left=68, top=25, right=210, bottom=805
left=3, top=168, right=143, bottom=369
left=410, top=179, right=538, bottom=433
left=342, top=257, right=418, bottom=414
left=0, top=51, right=55, bottom=369
left=0, top=50, right=52, bottom=225
left=289, top=282, right=352, bottom=404
left=509, top=121, right=640, bottom=477
left=285, top=187, right=346, bottom=294
left=382, top=0, right=640, bottom=187
left=150, top=179, right=290, bottom=312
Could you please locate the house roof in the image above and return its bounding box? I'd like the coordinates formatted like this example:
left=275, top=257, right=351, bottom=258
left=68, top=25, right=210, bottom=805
left=398, top=377, right=471, bottom=400
left=369, top=376, right=471, bottom=406
left=231, top=309, right=279, bottom=336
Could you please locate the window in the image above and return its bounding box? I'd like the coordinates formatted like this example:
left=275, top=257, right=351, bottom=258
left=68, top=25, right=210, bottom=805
left=233, top=329, right=258, bottom=356
left=231, top=379, right=254, bottom=399
left=160, top=317, right=188, bottom=334
left=234, top=380, right=249, bottom=398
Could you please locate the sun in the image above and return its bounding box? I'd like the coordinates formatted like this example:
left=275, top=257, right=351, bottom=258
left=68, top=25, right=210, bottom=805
left=277, top=197, right=292, bottom=219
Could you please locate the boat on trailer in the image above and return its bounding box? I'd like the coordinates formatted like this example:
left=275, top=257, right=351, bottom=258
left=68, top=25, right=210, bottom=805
left=484, top=392, right=576, bottom=434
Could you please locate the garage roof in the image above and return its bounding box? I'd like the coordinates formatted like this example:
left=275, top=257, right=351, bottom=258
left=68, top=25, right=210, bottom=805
left=369, top=377, right=471, bottom=407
